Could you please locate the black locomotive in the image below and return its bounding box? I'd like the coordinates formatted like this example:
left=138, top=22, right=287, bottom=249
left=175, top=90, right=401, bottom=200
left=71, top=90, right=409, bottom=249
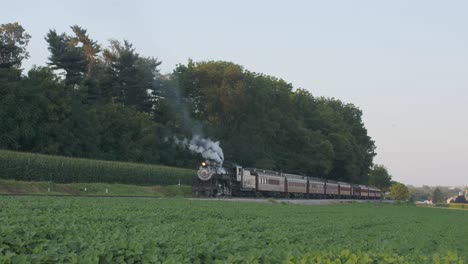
left=193, top=160, right=382, bottom=199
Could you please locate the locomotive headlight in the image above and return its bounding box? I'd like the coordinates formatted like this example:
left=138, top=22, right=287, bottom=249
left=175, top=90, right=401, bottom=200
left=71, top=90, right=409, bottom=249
left=201, top=162, right=207, bottom=167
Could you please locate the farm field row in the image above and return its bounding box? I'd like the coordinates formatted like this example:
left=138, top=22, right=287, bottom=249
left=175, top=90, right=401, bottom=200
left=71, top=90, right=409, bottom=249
left=1, top=197, right=467, bottom=263
left=0, top=150, right=196, bottom=185
left=0, top=179, right=191, bottom=197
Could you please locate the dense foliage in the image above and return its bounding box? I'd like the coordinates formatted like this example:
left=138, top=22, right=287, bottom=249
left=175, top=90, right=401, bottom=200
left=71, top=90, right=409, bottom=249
left=0, top=150, right=195, bottom=185
left=0, top=197, right=466, bottom=263
left=367, top=164, right=392, bottom=191
left=0, top=22, right=376, bottom=183
left=389, top=183, right=410, bottom=201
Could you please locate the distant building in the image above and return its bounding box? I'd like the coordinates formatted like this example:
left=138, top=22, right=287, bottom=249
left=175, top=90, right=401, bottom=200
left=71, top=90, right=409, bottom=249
left=448, top=191, right=468, bottom=204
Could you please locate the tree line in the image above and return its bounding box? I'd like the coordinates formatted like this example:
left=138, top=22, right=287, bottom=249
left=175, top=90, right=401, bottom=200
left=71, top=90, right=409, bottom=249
left=1, top=22, right=386, bottom=185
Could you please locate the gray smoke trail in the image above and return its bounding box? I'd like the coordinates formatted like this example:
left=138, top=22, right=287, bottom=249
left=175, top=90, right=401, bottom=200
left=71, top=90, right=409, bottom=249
left=164, top=74, right=226, bottom=172
left=174, top=135, right=226, bottom=174
left=175, top=135, right=224, bottom=165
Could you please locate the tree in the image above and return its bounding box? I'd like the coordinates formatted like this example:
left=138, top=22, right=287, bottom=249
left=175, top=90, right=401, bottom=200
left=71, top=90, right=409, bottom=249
left=46, top=29, right=87, bottom=85
left=368, top=164, right=392, bottom=191
left=102, top=40, right=161, bottom=112
left=69, top=26, right=100, bottom=76
left=45, top=25, right=100, bottom=86
left=432, top=187, right=444, bottom=204
left=314, top=98, right=376, bottom=183
left=0, top=23, right=377, bottom=177
left=171, top=60, right=375, bottom=180
left=389, top=183, right=410, bottom=201
left=0, top=22, right=31, bottom=68
left=0, top=66, right=26, bottom=149
left=408, top=185, right=432, bottom=201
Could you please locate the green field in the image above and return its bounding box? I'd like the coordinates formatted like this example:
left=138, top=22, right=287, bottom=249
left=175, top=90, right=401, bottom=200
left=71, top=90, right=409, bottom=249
left=0, top=150, right=196, bottom=185
left=0, top=179, right=191, bottom=197
left=0, top=197, right=466, bottom=263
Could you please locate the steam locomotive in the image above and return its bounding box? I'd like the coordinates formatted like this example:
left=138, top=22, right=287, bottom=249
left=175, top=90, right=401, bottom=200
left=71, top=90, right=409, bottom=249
left=193, top=160, right=382, bottom=199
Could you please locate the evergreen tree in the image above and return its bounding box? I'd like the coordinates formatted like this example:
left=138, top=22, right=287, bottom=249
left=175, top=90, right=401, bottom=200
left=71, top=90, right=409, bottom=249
left=102, top=40, right=161, bottom=112
left=45, top=29, right=87, bottom=85
left=432, top=187, right=444, bottom=204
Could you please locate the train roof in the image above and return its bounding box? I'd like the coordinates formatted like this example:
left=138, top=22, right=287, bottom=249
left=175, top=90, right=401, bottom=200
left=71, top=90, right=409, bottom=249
left=246, top=168, right=282, bottom=176
left=283, top=173, right=308, bottom=180
left=308, top=177, right=325, bottom=182
left=337, top=181, right=351, bottom=186
left=242, top=167, right=369, bottom=188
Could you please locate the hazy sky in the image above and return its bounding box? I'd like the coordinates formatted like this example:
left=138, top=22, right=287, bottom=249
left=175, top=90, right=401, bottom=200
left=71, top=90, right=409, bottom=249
left=3, top=0, right=467, bottom=186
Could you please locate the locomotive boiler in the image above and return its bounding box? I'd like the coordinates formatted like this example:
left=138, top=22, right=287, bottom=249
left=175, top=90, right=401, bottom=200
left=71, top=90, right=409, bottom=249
left=192, top=160, right=382, bottom=199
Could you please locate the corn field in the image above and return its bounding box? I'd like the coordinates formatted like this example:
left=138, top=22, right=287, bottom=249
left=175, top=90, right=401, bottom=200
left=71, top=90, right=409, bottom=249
left=0, top=150, right=196, bottom=185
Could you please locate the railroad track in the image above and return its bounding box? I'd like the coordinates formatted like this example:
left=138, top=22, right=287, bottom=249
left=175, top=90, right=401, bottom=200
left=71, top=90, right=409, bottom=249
left=190, top=197, right=393, bottom=205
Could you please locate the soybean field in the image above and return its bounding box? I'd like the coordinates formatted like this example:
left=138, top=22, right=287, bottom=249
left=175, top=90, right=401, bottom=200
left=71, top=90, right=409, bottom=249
left=1, top=197, right=467, bottom=263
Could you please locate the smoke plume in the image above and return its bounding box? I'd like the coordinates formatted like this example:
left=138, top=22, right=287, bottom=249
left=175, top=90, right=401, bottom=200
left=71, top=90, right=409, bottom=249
left=175, top=135, right=224, bottom=165
left=164, top=75, right=226, bottom=171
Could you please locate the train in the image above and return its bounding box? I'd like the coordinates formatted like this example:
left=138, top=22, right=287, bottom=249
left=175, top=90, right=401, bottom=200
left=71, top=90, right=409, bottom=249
left=193, top=160, right=382, bottom=199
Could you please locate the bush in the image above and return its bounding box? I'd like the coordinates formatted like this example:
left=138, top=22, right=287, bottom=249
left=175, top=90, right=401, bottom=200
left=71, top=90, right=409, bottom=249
left=0, top=150, right=196, bottom=185
left=389, top=183, right=410, bottom=200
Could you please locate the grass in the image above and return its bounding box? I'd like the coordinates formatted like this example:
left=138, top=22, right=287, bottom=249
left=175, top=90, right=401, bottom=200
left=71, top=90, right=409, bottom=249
left=0, top=179, right=192, bottom=197
left=0, top=197, right=467, bottom=263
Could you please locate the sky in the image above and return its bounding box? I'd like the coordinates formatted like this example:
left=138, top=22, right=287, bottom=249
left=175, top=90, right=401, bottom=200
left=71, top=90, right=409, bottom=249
left=2, top=0, right=467, bottom=186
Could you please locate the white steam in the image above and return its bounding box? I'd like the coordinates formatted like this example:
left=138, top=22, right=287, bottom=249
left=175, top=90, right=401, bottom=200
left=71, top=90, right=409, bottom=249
left=175, top=135, right=225, bottom=166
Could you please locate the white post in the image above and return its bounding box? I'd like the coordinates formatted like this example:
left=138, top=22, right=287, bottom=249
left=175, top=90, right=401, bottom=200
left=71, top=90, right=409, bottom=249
left=105, top=188, right=108, bottom=194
